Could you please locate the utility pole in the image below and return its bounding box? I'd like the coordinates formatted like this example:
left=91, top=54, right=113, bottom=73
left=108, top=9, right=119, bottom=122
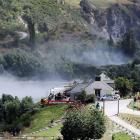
left=103, top=99, right=105, bottom=115
left=117, top=99, right=120, bottom=115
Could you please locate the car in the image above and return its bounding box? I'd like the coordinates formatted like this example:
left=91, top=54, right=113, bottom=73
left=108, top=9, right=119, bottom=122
left=100, top=94, right=120, bottom=101
left=100, top=95, right=114, bottom=101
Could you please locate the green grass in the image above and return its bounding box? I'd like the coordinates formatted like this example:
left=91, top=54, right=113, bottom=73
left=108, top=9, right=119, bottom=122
left=112, top=132, right=131, bottom=140
left=119, top=113, right=140, bottom=129
left=89, top=0, right=131, bottom=8
left=24, top=105, right=67, bottom=133
left=32, top=124, right=62, bottom=140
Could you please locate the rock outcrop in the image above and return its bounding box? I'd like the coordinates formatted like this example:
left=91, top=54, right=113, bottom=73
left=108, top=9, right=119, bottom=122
left=80, top=0, right=140, bottom=41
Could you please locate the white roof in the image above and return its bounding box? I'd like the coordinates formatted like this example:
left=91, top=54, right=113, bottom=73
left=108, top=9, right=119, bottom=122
left=104, top=80, right=114, bottom=84
left=91, top=81, right=114, bottom=91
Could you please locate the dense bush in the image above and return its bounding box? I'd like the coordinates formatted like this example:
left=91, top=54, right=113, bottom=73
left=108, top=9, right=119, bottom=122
left=0, top=49, right=47, bottom=77
left=76, top=91, right=95, bottom=103
left=76, top=90, right=86, bottom=103
left=61, top=106, right=106, bottom=140
left=103, top=62, right=140, bottom=94
left=85, top=94, right=96, bottom=103
left=0, top=94, right=37, bottom=135
left=115, top=77, right=133, bottom=97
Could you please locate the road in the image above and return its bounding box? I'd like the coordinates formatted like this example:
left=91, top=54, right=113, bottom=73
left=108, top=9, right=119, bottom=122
left=99, top=99, right=140, bottom=137
left=99, top=99, right=140, bottom=116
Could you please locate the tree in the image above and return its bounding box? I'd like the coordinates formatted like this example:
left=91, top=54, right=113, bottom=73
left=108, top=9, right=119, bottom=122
left=115, top=77, right=133, bottom=97
left=2, top=49, right=46, bottom=77
left=0, top=94, right=35, bottom=134
left=4, top=100, right=20, bottom=124
left=21, top=0, right=60, bottom=46
left=76, top=90, right=86, bottom=103
left=61, top=106, right=106, bottom=140
left=21, top=96, right=34, bottom=113
left=77, top=91, right=95, bottom=104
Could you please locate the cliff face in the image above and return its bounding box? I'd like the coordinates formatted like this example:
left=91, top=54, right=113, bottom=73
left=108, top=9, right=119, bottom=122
left=80, top=0, right=140, bottom=41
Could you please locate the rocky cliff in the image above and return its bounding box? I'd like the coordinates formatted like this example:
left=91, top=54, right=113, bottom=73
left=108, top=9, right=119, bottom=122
left=80, top=0, right=140, bottom=41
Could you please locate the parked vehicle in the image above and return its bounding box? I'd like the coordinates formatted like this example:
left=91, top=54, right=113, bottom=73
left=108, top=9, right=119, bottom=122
left=100, top=94, right=120, bottom=101
left=113, top=94, right=120, bottom=100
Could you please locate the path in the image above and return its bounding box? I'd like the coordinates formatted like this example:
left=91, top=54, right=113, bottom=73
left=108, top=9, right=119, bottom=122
left=99, top=99, right=140, bottom=116
left=16, top=31, right=28, bottom=40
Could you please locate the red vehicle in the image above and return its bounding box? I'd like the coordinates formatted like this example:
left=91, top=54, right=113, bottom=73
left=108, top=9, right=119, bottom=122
left=41, top=98, right=75, bottom=106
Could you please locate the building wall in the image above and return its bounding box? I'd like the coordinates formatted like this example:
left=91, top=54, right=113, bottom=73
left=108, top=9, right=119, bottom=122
left=85, top=85, right=114, bottom=97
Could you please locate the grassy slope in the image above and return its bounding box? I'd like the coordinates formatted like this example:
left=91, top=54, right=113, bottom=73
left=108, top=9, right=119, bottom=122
left=112, top=132, right=131, bottom=140
left=24, top=105, right=67, bottom=133
left=90, top=0, right=131, bottom=8
left=65, top=0, right=80, bottom=7
left=65, top=0, right=132, bottom=9
left=32, top=124, right=62, bottom=139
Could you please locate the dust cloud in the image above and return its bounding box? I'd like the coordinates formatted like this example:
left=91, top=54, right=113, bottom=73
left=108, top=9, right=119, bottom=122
left=0, top=73, right=69, bottom=101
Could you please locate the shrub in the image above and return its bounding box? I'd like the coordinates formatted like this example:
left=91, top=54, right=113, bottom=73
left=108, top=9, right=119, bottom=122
left=61, top=106, right=106, bottom=140
left=85, top=94, right=95, bottom=103
left=76, top=91, right=95, bottom=104
left=0, top=94, right=37, bottom=133
left=76, top=90, right=86, bottom=103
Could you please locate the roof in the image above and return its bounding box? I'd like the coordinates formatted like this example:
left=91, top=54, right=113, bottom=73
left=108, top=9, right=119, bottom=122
left=104, top=80, right=114, bottom=84
left=90, top=81, right=114, bottom=91
left=68, top=83, right=89, bottom=94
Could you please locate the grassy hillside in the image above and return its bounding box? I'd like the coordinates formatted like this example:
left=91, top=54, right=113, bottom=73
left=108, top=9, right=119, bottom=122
left=24, top=105, right=68, bottom=133
left=65, top=0, right=80, bottom=7
left=65, top=0, right=132, bottom=9
left=90, top=0, right=132, bottom=8
left=32, top=124, right=62, bottom=139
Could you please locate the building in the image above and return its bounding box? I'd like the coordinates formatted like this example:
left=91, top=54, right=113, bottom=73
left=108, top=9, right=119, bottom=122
left=67, top=82, right=90, bottom=100
left=85, top=73, right=117, bottom=98
left=67, top=73, right=117, bottom=100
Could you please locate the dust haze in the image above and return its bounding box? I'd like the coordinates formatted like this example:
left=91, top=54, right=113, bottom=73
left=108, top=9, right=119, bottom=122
left=0, top=33, right=131, bottom=100
left=0, top=73, right=69, bottom=101
left=39, top=37, right=130, bottom=68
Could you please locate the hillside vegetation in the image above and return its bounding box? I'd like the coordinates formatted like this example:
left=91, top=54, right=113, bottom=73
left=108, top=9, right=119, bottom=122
left=24, top=105, right=68, bottom=133
left=0, top=0, right=140, bottom=92
left=89, top=0, right=132, bottom=8
left=65, top=0, right=80, bottom=7
left=65, top=0, right=132, bottom=9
